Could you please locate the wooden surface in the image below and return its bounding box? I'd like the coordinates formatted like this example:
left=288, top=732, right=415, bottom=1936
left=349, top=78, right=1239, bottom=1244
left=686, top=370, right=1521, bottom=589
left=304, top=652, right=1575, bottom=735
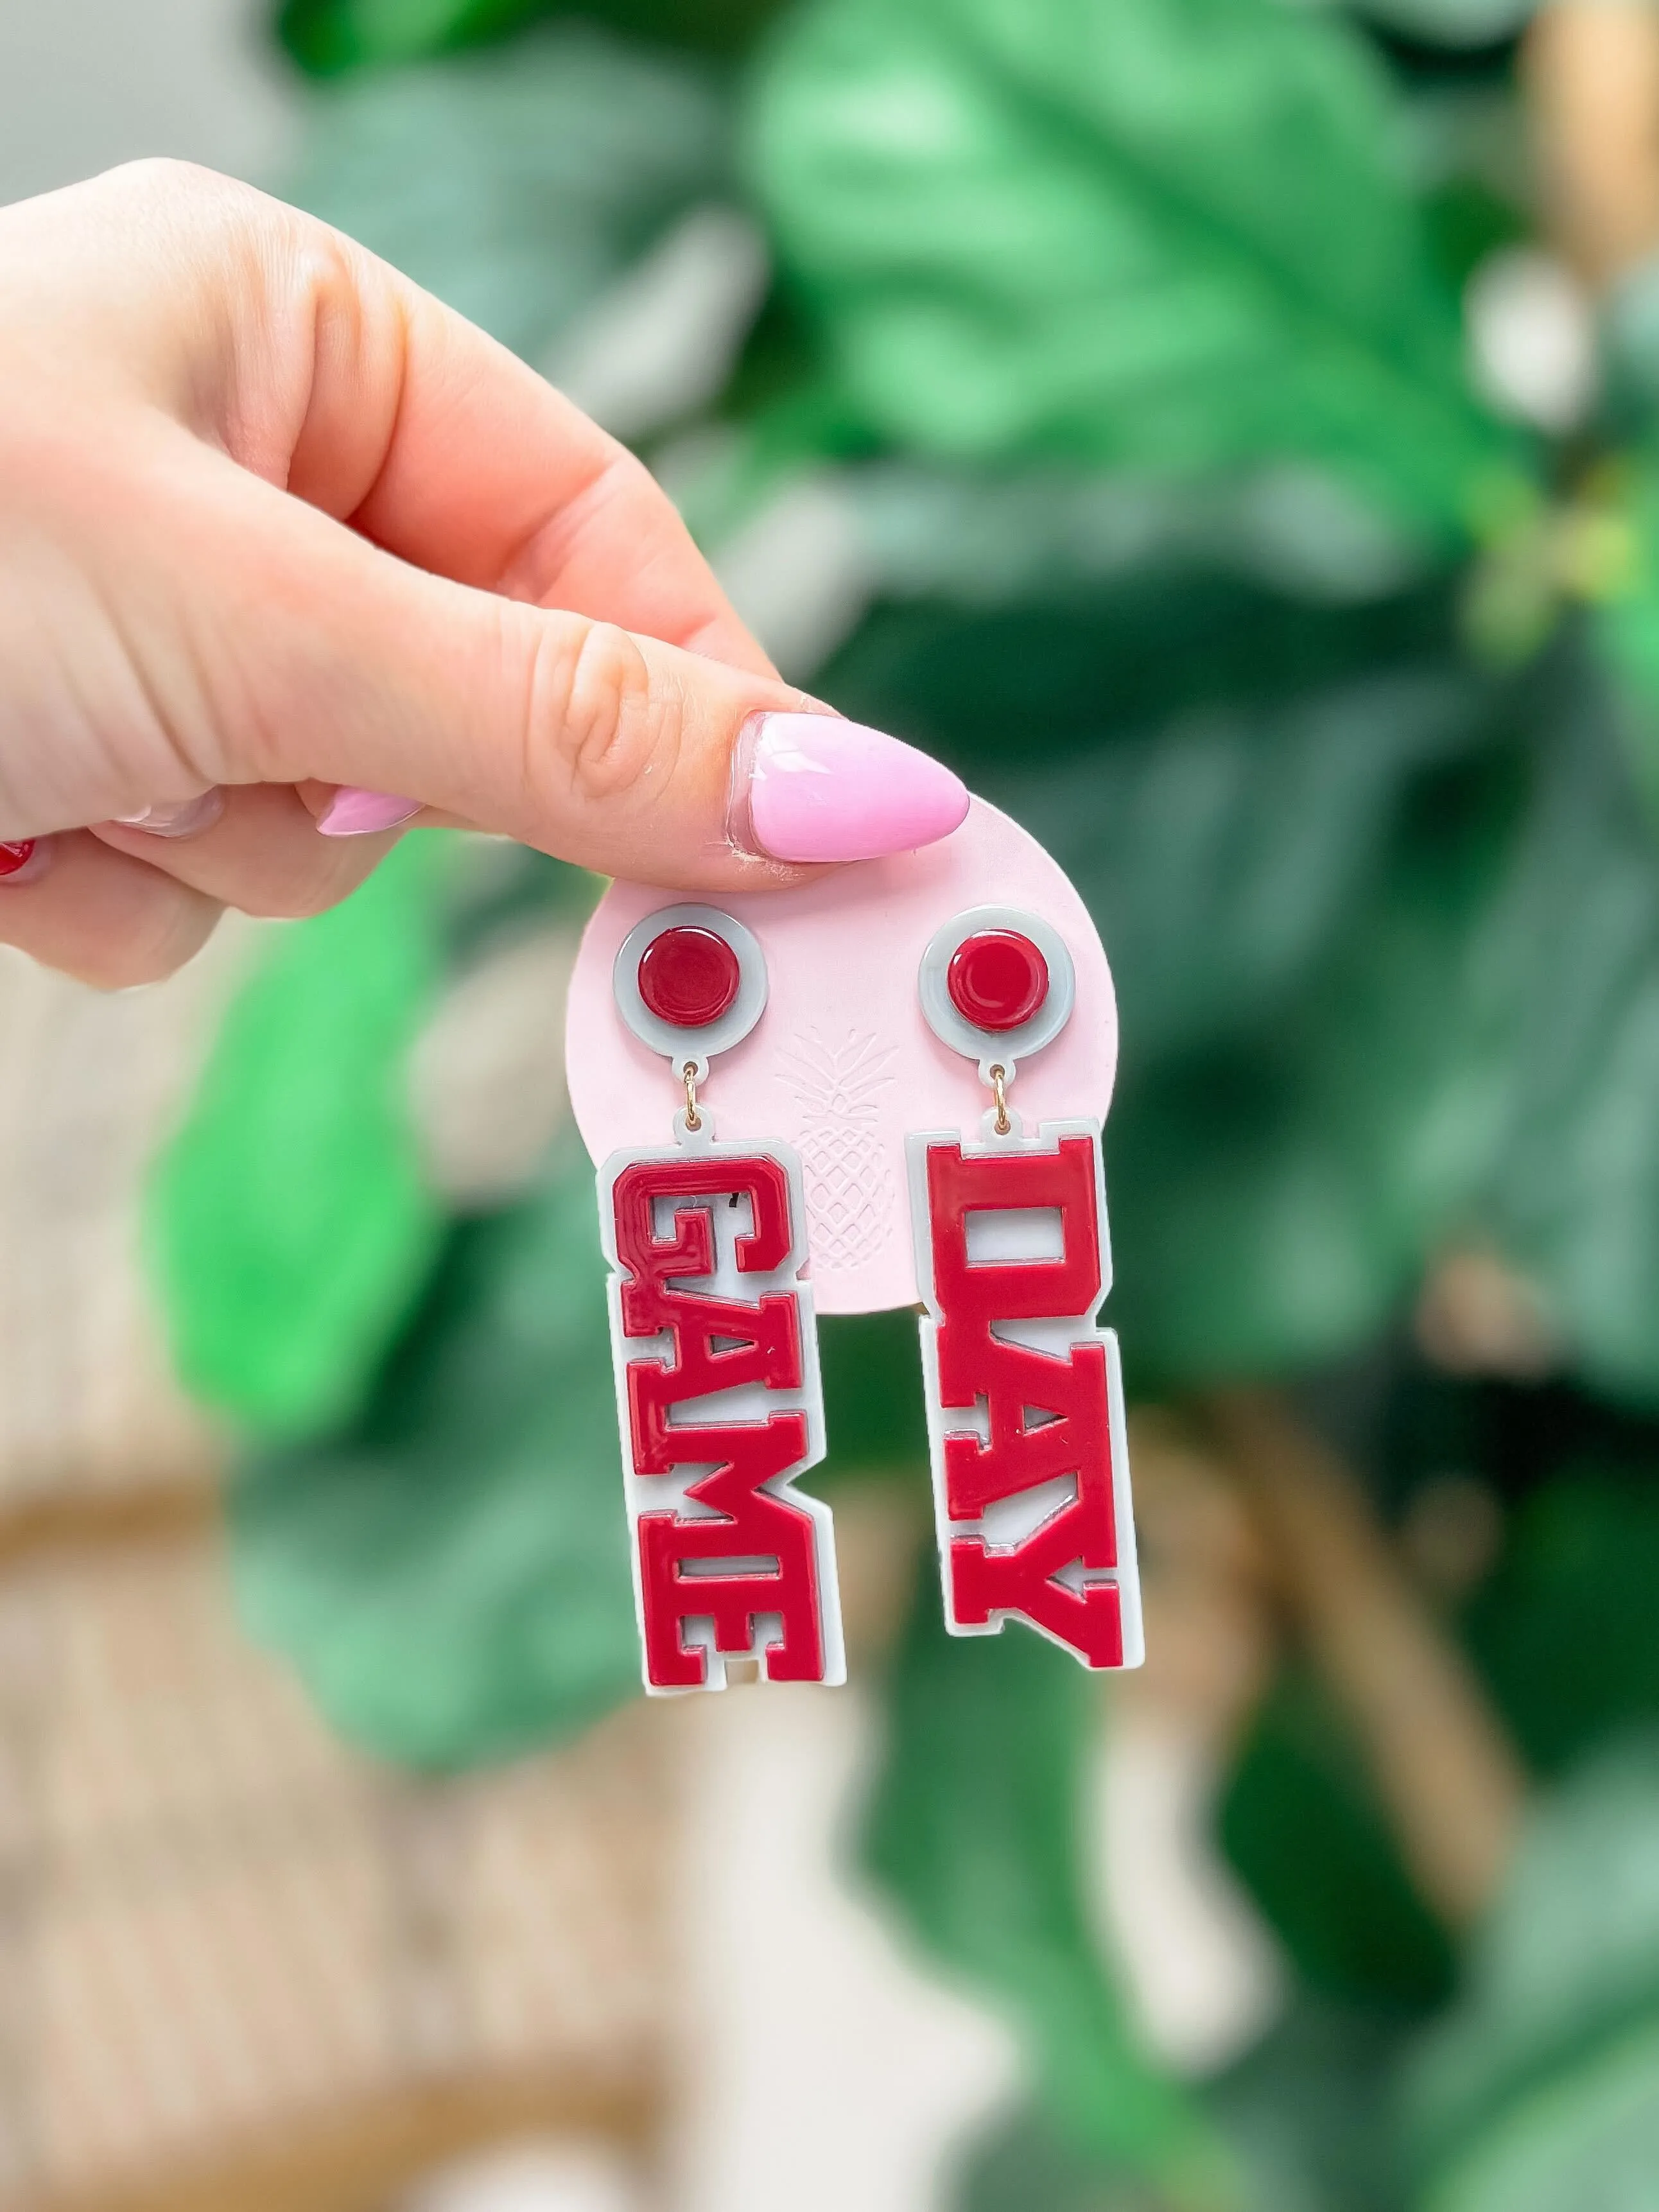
left=31, top=2069, right=658, bottom=2212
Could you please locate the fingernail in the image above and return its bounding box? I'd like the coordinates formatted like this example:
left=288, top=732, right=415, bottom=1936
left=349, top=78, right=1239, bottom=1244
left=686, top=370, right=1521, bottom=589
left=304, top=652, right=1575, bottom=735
left=316, top=788, right=421, bottom=838
left=0, top=837, right=51, bottom=885
left=112, top=788, right=225, bottom=839
left=733, top=712, right=969, bottom=864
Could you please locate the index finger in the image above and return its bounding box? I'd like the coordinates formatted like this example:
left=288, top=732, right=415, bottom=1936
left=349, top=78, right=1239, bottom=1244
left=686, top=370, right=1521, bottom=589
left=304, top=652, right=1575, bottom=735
left=269, top=203, right=776, bottom=675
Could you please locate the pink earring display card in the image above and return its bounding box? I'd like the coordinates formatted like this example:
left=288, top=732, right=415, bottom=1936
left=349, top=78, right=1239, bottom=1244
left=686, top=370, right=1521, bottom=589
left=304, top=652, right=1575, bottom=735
left=566, top=798, right=1120, bottom=1315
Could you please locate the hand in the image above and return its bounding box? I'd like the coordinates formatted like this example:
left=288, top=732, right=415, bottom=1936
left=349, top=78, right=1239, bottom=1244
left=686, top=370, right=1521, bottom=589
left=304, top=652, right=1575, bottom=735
left=0, top=161, right=967, bottom=986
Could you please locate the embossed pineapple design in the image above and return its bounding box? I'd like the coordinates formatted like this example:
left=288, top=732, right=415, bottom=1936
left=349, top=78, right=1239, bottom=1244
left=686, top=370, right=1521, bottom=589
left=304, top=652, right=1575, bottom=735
left=778, top=1029, right=898, bottom=1273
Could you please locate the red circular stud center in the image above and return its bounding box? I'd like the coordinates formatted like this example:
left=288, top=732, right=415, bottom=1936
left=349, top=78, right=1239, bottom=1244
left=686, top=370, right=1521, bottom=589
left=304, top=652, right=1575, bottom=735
left=0, top=840, right=37, bottom=878
left=947, top=930, right=1048, bottom=1032
left=638, top=925, right=742, bottom=1029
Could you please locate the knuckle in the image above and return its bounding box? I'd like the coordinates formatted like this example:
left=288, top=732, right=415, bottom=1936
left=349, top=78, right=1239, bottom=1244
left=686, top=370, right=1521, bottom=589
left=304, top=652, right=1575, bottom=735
left=98, top=897, right=218, bottom=988
left=102, top=155, right=200, bottom=198
left=527, top=617, right=671, bottom=810
left=100, top=157, right=243, bottom=218
left=242, top=870, right=356, bottom=923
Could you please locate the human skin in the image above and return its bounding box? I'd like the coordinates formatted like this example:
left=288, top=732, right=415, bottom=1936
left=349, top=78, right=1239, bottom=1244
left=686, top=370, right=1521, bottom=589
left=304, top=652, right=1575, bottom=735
left=0, top=161, right=964, bottom=987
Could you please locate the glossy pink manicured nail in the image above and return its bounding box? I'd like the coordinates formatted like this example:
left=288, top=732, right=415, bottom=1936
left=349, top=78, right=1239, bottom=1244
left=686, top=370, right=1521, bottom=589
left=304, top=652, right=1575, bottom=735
left=114, top=789, right=225, bottom=839
left=316, top=788, right=421, bottom=838
left=735, top=713, right=969, bottom=864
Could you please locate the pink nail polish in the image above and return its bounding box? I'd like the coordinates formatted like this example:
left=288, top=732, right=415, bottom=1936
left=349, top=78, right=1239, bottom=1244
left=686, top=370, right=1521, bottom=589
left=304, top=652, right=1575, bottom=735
left=734, top=713, right=969, bottom=864
left=113, top=789, right=225, bottom=839
left=317, top=788, right=421, bottom=838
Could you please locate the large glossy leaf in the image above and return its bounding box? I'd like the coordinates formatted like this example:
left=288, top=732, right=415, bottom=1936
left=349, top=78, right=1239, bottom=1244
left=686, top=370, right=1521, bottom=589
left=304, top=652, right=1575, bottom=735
left=1205, top=1999, right=1412, bottom=2212
left=826, top=582, right=1484, bottom=1055
left=1343, top=0, right=1536, bottom=43
left=1100, top=630, right=1659, bottom=1404
left=230, top=1129, right=639, bottom=1766
left=1106, top=639, right=1659, bottom=1400
left=862, top=1569, right=1233, bottom=2205
left=817, top=1308, right=930, bottom=1476
left=1400, top=1735, right=1659, bottom=2212
left=994, top=666, right=1493, bottom=1068
left=955, top=2103, right=1167, bottom=2212
left=1585, top=445, right=1659, bottom=822
left=845, top=461, right=1427, bottom=611
left=1473, top=658, right=1659, bottom=1407
left=279, top=0, right=539, bottom=74
left=281, top=24, right=729, bottom=361
left=747, top=0, right=1512, bottom=537
left=279, top=0, right=788, bottom=73
left=1111, top=743, right=1526, bottom=1384
left=1220, top=1664, right=1455, bottom=2011
left=835, top=577, right=1659, bottom=1397
left=1423, top=2034, right=1659, bottom=2212
left=146, top=837, right=448, bottom=1438
left=826, top=584, right=1510, bottom=1384
left=960, top=2001, right=1414, bottom=2212
left=1464, top=1471, right=1659, bottom=1777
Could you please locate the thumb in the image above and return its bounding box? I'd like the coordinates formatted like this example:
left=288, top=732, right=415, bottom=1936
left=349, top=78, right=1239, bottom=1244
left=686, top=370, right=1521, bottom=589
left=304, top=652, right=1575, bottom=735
left=224, top=471, right=969, bottom=889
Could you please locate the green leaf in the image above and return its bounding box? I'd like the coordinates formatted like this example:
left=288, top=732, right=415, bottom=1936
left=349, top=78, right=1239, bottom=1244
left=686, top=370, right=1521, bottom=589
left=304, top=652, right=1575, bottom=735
left=1473, top=656, right=1659, bottom=1407
left=824, top=580, right=1484, bottom=1048
left=1401, top=1734, right=1659, bottom=2212
left=1079, top=628, right=1659, bottom=1404
left=280, top=24, right=730, bottom=362
left=862, top=1566, right=1233, bottom=2205
left=746, top=0, right=1513, bottom=539
left=843, top=462, right=1427, bottom=611
left=279, top=0, right=541, bottom=75
left=1205, top=1998, right=1412, bottom=2212
left=960, top=2023, right=1414, bottom=2212
left=833, top=582, right=1659, bottom=1400
left=1219, top=1664, right=1455, bottom=2011
left=824, top=569, right=1465, bottom=765
left=230, top=1128, right=639, bottom=1767
left=818, top=1308, right=930, bottom=1476
left=955, top=2103, right=1168, bottom=2212
left=1109, top=742, right=1523, bottom=1384
left=146, top=837, right=447, bottom=1438
left=1464, top=1471, right=1659, bottom=1777
left=823, top=579, right=1514, bottom=1385
left=1425, top=2028, right=1659, bottom=2212
left=996, top=665, right=1492, bottom=1067
left=1590, top=451, right=1659, bottom=823
left=1344, top=0, right=1536, bottom=45
left=279, top=0, right=790, bottom=73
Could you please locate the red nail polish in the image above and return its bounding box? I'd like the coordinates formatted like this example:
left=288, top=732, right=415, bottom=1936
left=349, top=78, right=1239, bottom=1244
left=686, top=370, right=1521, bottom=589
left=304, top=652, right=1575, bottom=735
left=0, top=840, right=37, bottom=878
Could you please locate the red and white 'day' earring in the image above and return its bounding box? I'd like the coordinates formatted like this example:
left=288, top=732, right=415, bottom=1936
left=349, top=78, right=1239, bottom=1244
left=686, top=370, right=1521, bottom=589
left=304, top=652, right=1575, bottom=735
left=908, top=907, right=1143, bottom=1671
left=598, top=904, right=844, bottom=1694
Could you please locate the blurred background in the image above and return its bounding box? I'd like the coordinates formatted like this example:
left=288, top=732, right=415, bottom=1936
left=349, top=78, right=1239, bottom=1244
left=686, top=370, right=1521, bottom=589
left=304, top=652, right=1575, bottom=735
left=6, top=0, right=1659, bottom=2208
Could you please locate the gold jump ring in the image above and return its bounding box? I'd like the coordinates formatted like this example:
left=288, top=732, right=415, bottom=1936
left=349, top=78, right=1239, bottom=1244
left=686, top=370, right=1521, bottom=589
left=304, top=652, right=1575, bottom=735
left=989, top=1063, right=1011, bottom=1136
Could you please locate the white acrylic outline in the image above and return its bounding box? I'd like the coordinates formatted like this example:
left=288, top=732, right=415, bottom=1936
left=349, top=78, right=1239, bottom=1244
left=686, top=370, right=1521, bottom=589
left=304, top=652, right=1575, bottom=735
left=917, top=905, right=1076, bottom=1083
left=612, top=903, right=767, bottom=1079
left=598, top=1115, right=844, bottom=1694
left=906, top=1114, right=1144, bottom=1671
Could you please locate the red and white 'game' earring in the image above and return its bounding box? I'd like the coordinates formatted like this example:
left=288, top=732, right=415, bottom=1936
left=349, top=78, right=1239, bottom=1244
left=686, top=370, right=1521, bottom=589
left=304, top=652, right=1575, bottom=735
left=908, top=907, right=1143, bottom=1671
left=598, top=904, right=843, bottom=1694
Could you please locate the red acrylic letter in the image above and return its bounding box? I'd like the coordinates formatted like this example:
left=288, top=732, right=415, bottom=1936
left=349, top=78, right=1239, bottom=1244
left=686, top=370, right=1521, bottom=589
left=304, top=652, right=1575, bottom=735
left=602, top=1142, right=842, bottom=1691
left=912, top=1124, right=1142, bottom=1671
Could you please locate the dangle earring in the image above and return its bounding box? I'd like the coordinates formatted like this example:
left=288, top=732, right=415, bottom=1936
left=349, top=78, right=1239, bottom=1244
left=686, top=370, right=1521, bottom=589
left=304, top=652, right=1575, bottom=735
left=569, top=794, right=1140, bottom=1684
left=596, top=904, right=843, bottom=1693
left=908, top=908, right=1143, bottom=1671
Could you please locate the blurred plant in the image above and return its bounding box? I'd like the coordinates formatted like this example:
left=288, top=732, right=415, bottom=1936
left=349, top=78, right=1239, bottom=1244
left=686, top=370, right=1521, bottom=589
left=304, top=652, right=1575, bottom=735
left=147, top=0, right=1659, bottom=2202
